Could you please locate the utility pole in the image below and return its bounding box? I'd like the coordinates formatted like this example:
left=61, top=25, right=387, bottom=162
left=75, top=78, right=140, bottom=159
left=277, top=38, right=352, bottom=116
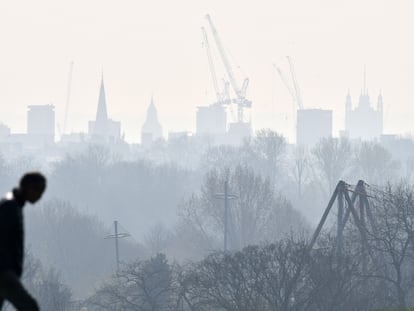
left=114, top=221, right=120, bottom=271
left=105, top=220, right=130, bottom=273
left=214, top=180, right=237, bottom=252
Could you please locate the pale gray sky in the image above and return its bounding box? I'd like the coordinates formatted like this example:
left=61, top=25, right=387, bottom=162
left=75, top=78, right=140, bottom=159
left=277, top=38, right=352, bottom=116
left=0, top=0, right=411, bottom=142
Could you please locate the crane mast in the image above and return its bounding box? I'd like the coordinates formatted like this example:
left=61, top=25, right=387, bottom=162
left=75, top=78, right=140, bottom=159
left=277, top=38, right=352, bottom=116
left=205, top=14, right=251, bottom=122
left=205, top=14, right=241, bottom=98
left=274, top=64, right=298, bottom=106
left=201, top=27, right=222, bottom=104
left=286, top=56, right=304, bottom=110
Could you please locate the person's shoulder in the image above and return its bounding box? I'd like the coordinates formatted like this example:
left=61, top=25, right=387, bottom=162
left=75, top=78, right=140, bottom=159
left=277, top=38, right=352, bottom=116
left=0, top=195, right=18, bottom=226
left=0, top=193, right=18, bottom=210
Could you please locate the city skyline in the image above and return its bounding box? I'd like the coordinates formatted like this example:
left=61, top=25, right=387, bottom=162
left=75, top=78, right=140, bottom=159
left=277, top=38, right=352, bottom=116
left=0, top=0, right=410, bottom=143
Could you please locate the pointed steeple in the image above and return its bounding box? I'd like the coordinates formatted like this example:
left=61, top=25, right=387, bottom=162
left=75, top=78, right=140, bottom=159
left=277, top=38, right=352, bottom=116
left=146, top=95, right=158, bottom=123
left=90, top=74, right=109, bottom=137
left=142, top=96, right=162, bottom=143
left=96, top=74, right=108, bottom=122
left=358, top=67, right=371, bottom=109
left=377, top=89, right=383, bottom=113
left=88, top=73, right=122, bottom=141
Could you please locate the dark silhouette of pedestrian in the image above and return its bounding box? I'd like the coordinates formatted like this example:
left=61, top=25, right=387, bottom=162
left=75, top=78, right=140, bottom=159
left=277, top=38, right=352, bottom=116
left=0, top=172, right=46, bottom=310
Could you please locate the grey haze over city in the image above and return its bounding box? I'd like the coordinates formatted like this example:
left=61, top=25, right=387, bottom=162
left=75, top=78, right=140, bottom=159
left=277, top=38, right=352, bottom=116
left=2, top=0, right=414, bottom=310
left=0, top=0, right=412, bottom=142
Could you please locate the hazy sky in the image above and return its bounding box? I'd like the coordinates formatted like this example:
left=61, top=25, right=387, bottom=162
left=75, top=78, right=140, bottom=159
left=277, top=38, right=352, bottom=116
left=0, top=0, right=411, bottom=143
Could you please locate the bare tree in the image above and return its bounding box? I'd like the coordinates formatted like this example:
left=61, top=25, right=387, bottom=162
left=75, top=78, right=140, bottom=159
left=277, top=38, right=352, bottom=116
left=403, top=156, right=414, bottom=183
left=202, top=145, right=242, bottom=172
left=352, top=141, right=399, bottom=184
left=26, top=200, right=145, bottom=296
left=17, top=252, right=73, bottom=311
left=303, top=234, right=388, bottom=311
left=366, top=183, right=414, bottom=309
left=180, top=239, right=310, bottom=311
left=180, top=166, right=306, bottom=251
left=202, top=129, right=287, bottom=184
left=144, top=223, right=174, bottom=256
left=87, top=254, right=175, bottom=311
left=311, top=137, right=352, bottom=194
left=289, top=145, right=310, bottom=198
left=243, top=129, right=287, bottom=182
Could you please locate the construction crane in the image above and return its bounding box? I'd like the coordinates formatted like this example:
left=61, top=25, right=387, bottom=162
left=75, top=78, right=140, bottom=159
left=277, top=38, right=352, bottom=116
left=274, top=64, right=297, bottom=105
left=222, top=79, right=237, bottom=120
left=201, top=27, right=222, bottom=104
left=274, top=57, right=305, bottom=110
left=286, top=56, right=304, bottom=110
left=205, top=14, right=251, bottom=123
left=63, top=61, right=74, bottom=134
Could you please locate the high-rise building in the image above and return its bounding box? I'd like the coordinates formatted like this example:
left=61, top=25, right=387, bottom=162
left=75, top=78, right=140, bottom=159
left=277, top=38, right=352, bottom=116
left=0, top=123, right=10, bottom=142
left=141, top=96, right=163, bottom=146
left=345, top=89, right=383, bottom=140
left=296, top=109, right=332, bottom=146
left=196, top=104, right=227, bottom=138
left=27, top=104, right=55, bottom=146
left=227, top=121, right=252, bottom=145
left=88, top=76, right=121, bottom=142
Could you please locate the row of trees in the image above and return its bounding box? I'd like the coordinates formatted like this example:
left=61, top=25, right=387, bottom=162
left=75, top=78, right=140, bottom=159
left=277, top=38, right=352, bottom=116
left=1, top=130, right=413, bottom=305
left=23, top=164, right=306, bottom=297
left=178, top=165, right=306, bottom=255
left=198, top=130, right=405, bottom=221
left=11, top=134, right=406, bottom=297
left=83, top=182, right=414, bottom=310
left=25, top=200, right=145, bottom=298
left=0, top=131, right=407, bottom=237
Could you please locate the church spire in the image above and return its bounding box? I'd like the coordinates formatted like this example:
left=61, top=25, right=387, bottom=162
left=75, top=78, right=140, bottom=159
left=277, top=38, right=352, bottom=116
left=358, top=66, right=371, bottom=108
left=88, top=73, right=121, bottom=141
left=96, top=74, right=108, bottom=122
left=144, top=95, right=160, bottom=126
left=377, top=89, right=383, bottom=114
left=141, top=96, right=163, bottom=145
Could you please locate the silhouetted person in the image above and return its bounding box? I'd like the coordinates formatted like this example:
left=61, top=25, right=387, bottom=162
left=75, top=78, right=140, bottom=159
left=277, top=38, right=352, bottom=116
left=0, top=172, right=46, bottom=310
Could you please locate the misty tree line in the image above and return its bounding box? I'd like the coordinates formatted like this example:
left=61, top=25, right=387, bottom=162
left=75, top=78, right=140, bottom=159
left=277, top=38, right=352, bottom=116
left=0, top=130, right=414, bottom=309
left=80, top=183, right=414, bottom=310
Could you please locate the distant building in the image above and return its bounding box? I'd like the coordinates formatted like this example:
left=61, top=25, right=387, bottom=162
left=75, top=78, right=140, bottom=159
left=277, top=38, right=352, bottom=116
left=27, top=104, right=55, bottom=146
left=345, top=89, right=383, bottom=140
left=60, top=133, right=87, bottom=144
left=196, top=104, right=227, bottom=139
left=296, top=109, right=332, bottom=146
left=88, top=76, right=121, bottom=142
left=0, top=123, right=11, bottom=141
left=227, top=121, right=252, bottom=145
left=141, top=96, right=163, bottom=146
left=168, top=131, right=191, bottom=142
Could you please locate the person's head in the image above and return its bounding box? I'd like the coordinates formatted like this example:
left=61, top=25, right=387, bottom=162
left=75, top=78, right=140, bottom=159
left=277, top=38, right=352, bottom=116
left=19, top=172, right=47, bottom=203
